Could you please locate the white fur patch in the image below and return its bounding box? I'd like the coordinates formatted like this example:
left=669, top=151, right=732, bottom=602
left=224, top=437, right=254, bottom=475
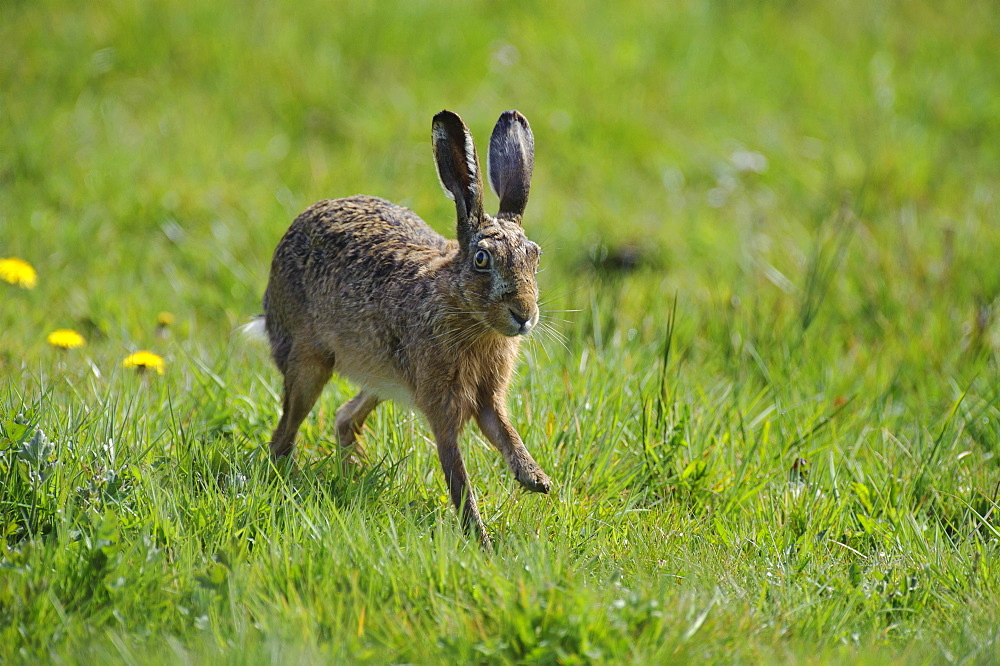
left=238, top=316, right=268, bottom=343
left=360, top=377, right=414, bottom=407
left=464, top=129, right=478, bottom=179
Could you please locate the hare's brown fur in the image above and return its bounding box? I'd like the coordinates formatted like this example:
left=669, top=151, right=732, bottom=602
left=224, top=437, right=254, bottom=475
left=260, top=111, right=550, bottom=545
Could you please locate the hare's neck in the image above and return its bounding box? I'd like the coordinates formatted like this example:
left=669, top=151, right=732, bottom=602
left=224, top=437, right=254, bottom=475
left=452, top=328, right=520, bottom=399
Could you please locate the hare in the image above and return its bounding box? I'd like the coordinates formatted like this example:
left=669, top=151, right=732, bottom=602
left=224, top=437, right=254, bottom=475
left=257, top=109, right=551, bottom=545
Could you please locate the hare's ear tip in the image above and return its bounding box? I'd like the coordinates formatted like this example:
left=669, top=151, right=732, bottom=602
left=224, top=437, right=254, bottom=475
left=433, top=109, right=463, bottom=125
left=498, top=110, right=530, bottom=126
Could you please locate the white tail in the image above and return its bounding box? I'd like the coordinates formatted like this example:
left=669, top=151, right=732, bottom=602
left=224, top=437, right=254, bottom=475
left=239, top=316, right=268, bottom=343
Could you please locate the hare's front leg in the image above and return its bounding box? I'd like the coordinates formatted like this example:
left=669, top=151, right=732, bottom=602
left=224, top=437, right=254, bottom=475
left=428, top=417, right=491, bottom=547
left=475, top=400, right=551, bottom=494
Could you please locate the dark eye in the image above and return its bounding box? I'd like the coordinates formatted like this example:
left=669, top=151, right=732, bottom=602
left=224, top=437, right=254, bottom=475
left=474, top=249, right=491, bottom=270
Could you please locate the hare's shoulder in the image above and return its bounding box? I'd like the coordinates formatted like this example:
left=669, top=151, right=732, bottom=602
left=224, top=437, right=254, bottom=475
left=302, top=195, right=449, bottom=250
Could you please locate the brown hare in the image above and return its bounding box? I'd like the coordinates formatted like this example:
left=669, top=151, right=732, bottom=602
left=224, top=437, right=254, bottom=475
left=254, top=109, right=551, bottom=545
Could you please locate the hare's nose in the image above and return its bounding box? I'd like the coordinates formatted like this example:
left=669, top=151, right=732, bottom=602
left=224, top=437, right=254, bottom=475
left=509, top=307, right=529, bottom=328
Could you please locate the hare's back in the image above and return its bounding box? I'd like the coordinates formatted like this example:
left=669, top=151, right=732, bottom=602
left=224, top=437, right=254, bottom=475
left=298, top=195, right=448, bottom=252
left=267, top=194, right=451, bottom=317
left=270, top=194, right=450, bottom=292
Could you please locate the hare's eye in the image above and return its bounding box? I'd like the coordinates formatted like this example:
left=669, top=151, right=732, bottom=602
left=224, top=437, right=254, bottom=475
left=474, top=249, right=491, bottom=270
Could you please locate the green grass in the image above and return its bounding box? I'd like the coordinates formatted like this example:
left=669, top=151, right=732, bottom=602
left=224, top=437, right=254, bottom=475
left=3, top=0, right=1000, bottom=662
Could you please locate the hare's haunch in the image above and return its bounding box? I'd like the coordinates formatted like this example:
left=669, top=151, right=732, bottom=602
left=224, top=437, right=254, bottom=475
left=258, top=110, right=550, bottom=545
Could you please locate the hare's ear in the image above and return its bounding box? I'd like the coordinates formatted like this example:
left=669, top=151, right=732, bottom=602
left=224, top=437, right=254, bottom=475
left=432, top=110, right=484, bottom=246
left=488, top=110, right=534, bottom=221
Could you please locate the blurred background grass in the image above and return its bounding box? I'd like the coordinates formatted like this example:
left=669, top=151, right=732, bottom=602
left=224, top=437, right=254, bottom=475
left=3, top=0, right=997, bottom=361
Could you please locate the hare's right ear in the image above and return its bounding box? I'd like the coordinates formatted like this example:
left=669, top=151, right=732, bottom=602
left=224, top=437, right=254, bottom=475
left=488, top=110, right=534, bottom=220
left=433, top=110, right=484, bottom=247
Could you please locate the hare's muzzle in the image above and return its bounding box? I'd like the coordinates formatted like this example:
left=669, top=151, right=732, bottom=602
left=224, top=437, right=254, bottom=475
left=508, top=306, right=538, bottom=336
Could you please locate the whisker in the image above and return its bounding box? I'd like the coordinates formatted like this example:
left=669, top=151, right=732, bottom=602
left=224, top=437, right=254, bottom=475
left=523, top=337, right=554, bottom=364
left=530, top=320, right=571, bottom=356
left=436, top=320, right=489, bottom=356
left=538, top=283, right=588, bottom=300
left=540, top=326, right=570, bottom=348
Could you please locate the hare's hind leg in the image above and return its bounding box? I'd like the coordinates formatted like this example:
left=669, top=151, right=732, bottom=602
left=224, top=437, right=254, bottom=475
left=476, top=400, right=551, bottom=494
left=335, top=391, right=381, bottom=464
left=269, top=348, right=334, bottom=459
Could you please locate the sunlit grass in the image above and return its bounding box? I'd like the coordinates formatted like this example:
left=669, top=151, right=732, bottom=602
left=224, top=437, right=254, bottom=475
left=2, top=0, right=999, bottom=662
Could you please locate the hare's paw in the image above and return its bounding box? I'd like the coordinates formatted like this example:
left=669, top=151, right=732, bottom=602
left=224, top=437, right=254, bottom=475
left=338, top=446, right=368, bottom=476
left=515, top=464, right=551, bottom=494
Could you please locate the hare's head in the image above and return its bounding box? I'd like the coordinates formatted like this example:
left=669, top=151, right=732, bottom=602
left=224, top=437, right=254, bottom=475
left=433, top=110, right=540, bottom=337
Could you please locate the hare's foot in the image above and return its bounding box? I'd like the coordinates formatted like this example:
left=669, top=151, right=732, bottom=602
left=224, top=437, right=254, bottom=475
left=513, top=459, right=551, bottom=494
left=474, top=403, right=552, bottom=494
left=338, top=447, right=366, bottom=474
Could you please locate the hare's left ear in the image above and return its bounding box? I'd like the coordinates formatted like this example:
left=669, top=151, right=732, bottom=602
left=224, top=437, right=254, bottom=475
left=433, top=110, right=485, bottom=248
left=488, top=110, right=535, bottom=221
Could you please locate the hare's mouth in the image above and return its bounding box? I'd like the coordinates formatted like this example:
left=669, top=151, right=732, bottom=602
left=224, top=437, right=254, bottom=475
left=505, top=307, right=538, bottom=337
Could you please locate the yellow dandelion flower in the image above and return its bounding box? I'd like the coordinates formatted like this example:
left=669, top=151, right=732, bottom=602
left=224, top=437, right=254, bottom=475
left=0, top=257, right=37, bottom=289
left=47, top=329, right=86, bottom=349
left=123, top=350, right=165, bottom=375
left=156, top=311, right=175, bottom=327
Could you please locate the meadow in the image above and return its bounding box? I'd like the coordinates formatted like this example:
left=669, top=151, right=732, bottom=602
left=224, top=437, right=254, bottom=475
left=2, top=0, right=1000, bottom=662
